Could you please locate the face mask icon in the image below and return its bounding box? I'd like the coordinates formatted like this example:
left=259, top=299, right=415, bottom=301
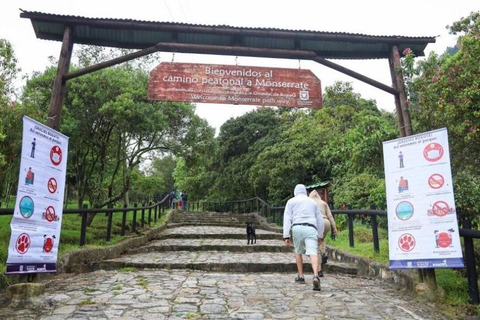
left=423, top=143, right=443, bottom=162
left=427, top=149, right=439, bottom=159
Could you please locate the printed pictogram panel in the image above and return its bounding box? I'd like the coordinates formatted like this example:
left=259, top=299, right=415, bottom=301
left=15, top=233, right=31, bottom=254
left=44, top=206, right=56, bottom=222
left=50, top=146, right=63, bottom=166
left=428, top=173, right=445, bottom=189
left=431, top=200, right=450, bottom=217
left=47, top=177, right=57, bottom=194
left=423, top=142, right=444, bottom=162
left=395, top=201, right=414, bottom=220
left=398, top=233, right=416, bottom=252
left=19, top=196, right=34, bottom=218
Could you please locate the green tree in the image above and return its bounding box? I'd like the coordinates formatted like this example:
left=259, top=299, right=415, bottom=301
left=0, top=39, right=22, bottom=205
left=401, top=11, right=480, bottom=218
left=21, top=48, right=214, bottom=224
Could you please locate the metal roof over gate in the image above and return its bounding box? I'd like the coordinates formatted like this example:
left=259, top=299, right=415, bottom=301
left=20, top=10, right=435, bottom=60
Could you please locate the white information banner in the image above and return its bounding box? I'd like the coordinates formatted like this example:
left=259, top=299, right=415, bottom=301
left=383, top=128, right=464, bottom=269
left=6, top=116, right=69, bottom=274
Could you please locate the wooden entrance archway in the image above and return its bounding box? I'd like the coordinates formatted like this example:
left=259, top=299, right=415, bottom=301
left=20, top=10, right=435, bottom=136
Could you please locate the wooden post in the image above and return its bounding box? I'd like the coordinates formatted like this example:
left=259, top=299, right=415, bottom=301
left=390, top=45, right=437, bottom=289
left=388, top=55, right=406, bottom=137
left=389, top=45, right=413, bottom=137
left=47, top=25, right=73, bottom=131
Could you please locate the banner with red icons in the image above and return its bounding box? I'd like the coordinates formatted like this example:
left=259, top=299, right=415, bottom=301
left=383, top=128, right=464, bottom=269
left=6, top=116, right=69, bottom=274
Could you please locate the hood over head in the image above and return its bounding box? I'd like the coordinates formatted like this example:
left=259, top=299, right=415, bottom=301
left=294, top=184, right=307, bottom=196
left=309, top=189, right=320, bottom=199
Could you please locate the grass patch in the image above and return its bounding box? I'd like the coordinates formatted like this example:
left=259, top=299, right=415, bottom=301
left=84, top=287, right=96, bottom=293
left=327, top=222, right=389, bottom=264
left=78, top=299, right=95, bottom=305
left=136, top=277, right=148, bottom=288
left=119, top=267, right=137, bottom=273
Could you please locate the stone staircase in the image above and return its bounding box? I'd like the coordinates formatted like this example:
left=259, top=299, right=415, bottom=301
left=90, top=210, right=357, bottom=275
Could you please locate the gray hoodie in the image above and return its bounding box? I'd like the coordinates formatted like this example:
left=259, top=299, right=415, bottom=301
left=283, top=184, right=325, bottom=239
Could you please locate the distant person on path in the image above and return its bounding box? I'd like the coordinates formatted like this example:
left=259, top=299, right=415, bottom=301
left=169, top=190, right=176, bottom=209
left=309, top=190, right=337, bottom=277
left=181, top=192, right=188, bottom=210
left=30, top=138, right=36, bottom=158
left=283, top=184, right=324, bottom=291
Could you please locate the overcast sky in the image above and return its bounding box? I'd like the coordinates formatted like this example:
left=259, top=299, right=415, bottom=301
left=1, top=0, right=478, bottom=133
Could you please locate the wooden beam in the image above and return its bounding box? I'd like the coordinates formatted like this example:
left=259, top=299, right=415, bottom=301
left=312, top=56, right=398, bottom=95
left=47, top=25, right=73, bottom=130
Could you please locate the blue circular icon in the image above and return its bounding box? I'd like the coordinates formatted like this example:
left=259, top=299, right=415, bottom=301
left=396, top=201, right=414, bottom=220
left=19, top=196, right=34, bottom=218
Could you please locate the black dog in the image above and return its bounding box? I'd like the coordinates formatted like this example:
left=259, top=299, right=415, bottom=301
left=246, top=221, right=256, bottom=245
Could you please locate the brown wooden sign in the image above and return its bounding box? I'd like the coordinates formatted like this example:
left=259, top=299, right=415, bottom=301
left=148, top=63, right=322, bottom=108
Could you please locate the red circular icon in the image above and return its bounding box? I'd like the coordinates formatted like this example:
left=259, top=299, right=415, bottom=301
left=47, top=178, right=57, bottom=194
left=45, top=206, right=56, bottom=222
left=423, top=143, right=444, bottom=162
left=43, top=236, right=55, bottom=253
left=16, top=233, right=31, bottom=254
left=432, top=201, right=450, bottom=217
left=398, top=233, right=415, bottom=252
left=428, top=174, right=445, bottom=189
left=437, top=232, right=452, bottom=248
left=50, top=146, right=62, bottom=166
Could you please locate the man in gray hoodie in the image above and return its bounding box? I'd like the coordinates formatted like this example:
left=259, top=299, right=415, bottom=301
left=283, top=184, right=325, bottom=291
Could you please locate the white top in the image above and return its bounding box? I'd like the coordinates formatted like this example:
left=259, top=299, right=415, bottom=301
left=283, top=184, right=325, bottom=239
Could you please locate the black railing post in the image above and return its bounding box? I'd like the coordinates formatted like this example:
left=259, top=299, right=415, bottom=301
left=371, top=215, right=379, bottom=253
left=348, top=206, right=354, bottom=247
left=141, top=204, right=145, bottom=228
left=79, top=204, right=88, bottom=246
left=132, top=203, right=138, bottom=233
left=463, top=219, right=479, bottom=304
left=370, top=204, right=379, bottom=253
left=121, top=203, right=127, bottom=236
left=106, top=204, right=113, bottom=242
left=148, top=202, right=152, bottom=225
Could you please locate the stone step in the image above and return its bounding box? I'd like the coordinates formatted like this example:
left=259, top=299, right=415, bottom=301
left=90, top=251, right=358, bottom=275
left=127, top=238, right=291, bottom=254
left=168, top=222, right=255, bottom=228
left=156, top=225, right=281, bottom=240
left=156, top=233, right=281, bottom=240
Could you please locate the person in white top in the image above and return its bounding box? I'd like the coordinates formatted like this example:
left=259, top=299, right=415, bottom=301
left=283, top=184, right=324, bottom=291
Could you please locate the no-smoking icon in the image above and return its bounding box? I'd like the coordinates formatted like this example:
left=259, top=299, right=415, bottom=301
left=432, top=200, right=450, bottom=217
left=428, top=173, right=445, bottom=189
left=45, top=206, right=56, bottom=222
left=47, top=177, right=57, bottom=194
